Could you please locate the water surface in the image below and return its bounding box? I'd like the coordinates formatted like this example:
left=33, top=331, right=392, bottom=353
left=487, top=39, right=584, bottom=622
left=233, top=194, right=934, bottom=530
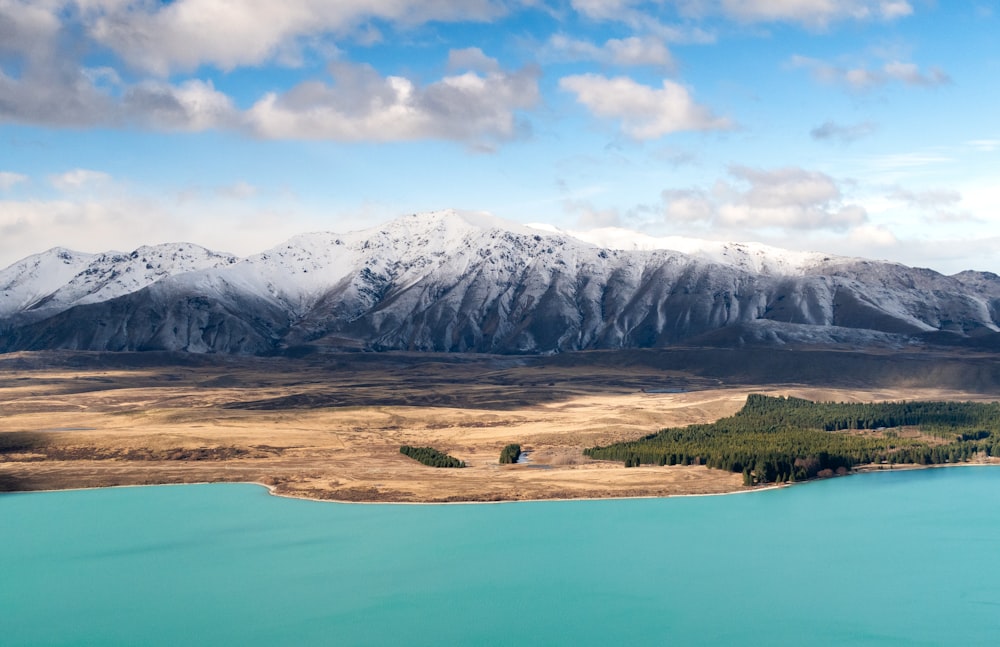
left=3, top=467, right=1000, bottom=645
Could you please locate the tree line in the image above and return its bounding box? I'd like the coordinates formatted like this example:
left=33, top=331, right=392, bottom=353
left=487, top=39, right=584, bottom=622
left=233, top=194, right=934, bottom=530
left=399, top=445, right=466, bottom=468
left=585, top=394, right=1000, bottom=485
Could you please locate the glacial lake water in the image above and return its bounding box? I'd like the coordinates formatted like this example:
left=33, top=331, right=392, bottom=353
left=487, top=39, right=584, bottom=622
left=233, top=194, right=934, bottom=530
left=3, top=467, right=1000, bottom=646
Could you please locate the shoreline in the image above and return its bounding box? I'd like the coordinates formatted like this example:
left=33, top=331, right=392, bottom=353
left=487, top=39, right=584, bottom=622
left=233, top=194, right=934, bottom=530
left=4, top=361, right=997, bottom=507
left=5, top=461, right=996, bottom=505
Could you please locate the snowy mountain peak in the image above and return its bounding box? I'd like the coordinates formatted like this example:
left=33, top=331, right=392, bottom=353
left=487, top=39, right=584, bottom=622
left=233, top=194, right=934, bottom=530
left=529, top=225, right=837, bottom=275
left=1, top=242, right=239, bottom=322
left=389, top=209, right=547, bottom=238
left=2, top=210, right=999, bottom=355
left=0, top=247, right=97, bottom=318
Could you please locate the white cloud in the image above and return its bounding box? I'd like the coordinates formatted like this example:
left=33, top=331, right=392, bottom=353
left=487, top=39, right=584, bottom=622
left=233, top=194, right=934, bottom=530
left=0, top=171, right=28, bottom=190
left=216, top=181, right=258, bottom=200
left=0, top=0, right=528, bottom=144
left=545, top=34, right=674, bottom=69
left=0, top=63, right=116, bottom=128
left=662, top=166, right=868, bottom=231
left=847, top=222, right=897, bottom=247
left=122, top=79, right=238, bottom=131
left=881, top=61, right=950, bottom=86
left=49, top=169, right=112, bottom=191
left=568, top=1, right=717, bottom=45
left=0, top=65, right=243, bottom=132
left=447, top=47, right=501, bottom=73
left=718, top=166, right=867, bottom=229
left=0, top=183, right=354, bottom=269
left=791, top=55, right=951, bottom=90
left=559, top=74, right=731, bottom=139
left=573, top=0, right=914, bottom=27
left=562, top=197, right=624, bottom=228
left=810, top=120, right=877, bottom=143
left=886, top=186, right=976, bottom=223
left=1, top=30, right=538, bottom=146
left=966, top=139, right=1000, bottom=153
left=712, top=0, right=913, bottom=27
left=0, top=0, right=62, bottom=61
left=662, top=188, right=715, bottom=223
left=0, top=195, right=184, bottom=268
left=887, top=186, right=961, bottom=209
left=604, top=36, right=673, bottom=67
left=570, top=0, right=637, bottom=21
left=879, top=1, right=913, bottom=20
left=244, top=61, right=540, bottom=145
left=85, top=0, right=510, bottom=75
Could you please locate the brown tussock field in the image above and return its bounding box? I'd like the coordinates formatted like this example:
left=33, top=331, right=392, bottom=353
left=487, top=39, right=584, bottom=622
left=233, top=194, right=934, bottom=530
left=1, top=350, right=998, bottom=502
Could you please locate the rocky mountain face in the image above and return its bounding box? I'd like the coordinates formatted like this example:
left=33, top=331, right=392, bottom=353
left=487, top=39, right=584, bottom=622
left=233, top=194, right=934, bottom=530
left=2, top=211, right=998, bottom=355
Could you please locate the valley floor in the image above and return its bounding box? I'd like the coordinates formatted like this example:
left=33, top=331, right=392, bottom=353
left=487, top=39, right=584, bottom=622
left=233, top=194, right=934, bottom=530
left=1, top=350, right=997, bottom=502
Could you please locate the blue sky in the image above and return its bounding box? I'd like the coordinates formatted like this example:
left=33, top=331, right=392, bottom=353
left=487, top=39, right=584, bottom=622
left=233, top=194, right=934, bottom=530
left=1, top=0, right=998, bottom=274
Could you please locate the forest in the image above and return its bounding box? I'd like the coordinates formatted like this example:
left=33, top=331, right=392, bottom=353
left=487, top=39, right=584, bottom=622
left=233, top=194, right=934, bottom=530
left=585, top=394, right=1000, bottom=485
left=399, top=445, right=466, bottom=468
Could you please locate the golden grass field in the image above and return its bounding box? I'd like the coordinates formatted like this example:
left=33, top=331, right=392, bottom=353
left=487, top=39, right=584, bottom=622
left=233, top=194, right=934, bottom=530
left=1, top=350, right=997, bottom=502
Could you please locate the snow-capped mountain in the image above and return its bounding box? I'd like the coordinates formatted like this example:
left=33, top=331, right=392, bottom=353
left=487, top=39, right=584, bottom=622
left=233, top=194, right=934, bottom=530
left=1, top=243, right=238, bottom=322
left=1, top=210, right=998, bottom=355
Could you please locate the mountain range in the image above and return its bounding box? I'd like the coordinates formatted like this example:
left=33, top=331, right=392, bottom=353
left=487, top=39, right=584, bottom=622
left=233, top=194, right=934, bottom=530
left=2, top=210, right=999, bottom=355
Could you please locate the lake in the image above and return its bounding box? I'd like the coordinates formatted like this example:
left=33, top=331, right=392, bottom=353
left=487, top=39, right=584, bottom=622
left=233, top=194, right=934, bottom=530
left=3, top=467, right=1000, bottom=645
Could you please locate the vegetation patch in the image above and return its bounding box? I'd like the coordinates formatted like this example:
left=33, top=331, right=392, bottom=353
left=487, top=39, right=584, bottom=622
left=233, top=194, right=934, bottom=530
left=586, top=395, right=1000, bottom=484
left=499, top=443, right=522, bottom=464
left=399, top=445, right=466, bottom=468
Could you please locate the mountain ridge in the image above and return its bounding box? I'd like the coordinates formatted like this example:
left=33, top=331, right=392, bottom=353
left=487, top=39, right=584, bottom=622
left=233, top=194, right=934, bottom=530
left=2, top=210, right=998, bottom=355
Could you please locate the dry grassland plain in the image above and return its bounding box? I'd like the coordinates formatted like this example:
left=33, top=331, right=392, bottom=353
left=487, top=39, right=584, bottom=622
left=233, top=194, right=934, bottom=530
left=1, top=349, right=998, bottom=502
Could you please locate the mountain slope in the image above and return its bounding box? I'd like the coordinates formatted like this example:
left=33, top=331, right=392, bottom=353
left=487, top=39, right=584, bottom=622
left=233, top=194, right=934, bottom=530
left=1, top=210, right=998, bottom=354
left=0, top=248, right=96, bottom=319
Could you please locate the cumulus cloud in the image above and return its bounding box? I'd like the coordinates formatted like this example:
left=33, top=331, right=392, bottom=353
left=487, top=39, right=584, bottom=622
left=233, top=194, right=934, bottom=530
left=1, top=1, right=517, bottom=79
left=0, top=0, right=62, bottom=61
left=559, top=74, right=731, bottom=139
left=1, top=1, right=539, bottom=146
left=244, top=61, right=539, bottom=145
left=545, top=34, right=674, bottom=69
left=0, top=171, right=28, bottom=190
left=791, top=55, right=951, bottom=91
left=447, top=47, right=501, bottom=73
left=85, top=0, right=509, bottom=75
left=810, top=120, right=877, bottom=143
left=0, top=18, right=538, bottom=148
left=0, top=63, right=116, bottom=128
left=661, top=188, right=715, bottom=223
left=662, top=166, right=868, bottom=231
left=49, top=169, right=112, bottom=191
left=847, top=222, right=897, bottom=247
left=0, top=61, right=240, bottom=132
left=122, top=79, right=238, bottom=131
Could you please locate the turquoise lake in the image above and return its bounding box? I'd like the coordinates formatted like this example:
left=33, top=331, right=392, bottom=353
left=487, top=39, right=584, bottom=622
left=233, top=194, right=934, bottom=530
left=3, top=467, right=1000, bottom=646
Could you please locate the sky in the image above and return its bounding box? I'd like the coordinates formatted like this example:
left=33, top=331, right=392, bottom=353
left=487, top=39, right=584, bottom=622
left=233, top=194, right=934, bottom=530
left=1, top=0, right=998, bottom=275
